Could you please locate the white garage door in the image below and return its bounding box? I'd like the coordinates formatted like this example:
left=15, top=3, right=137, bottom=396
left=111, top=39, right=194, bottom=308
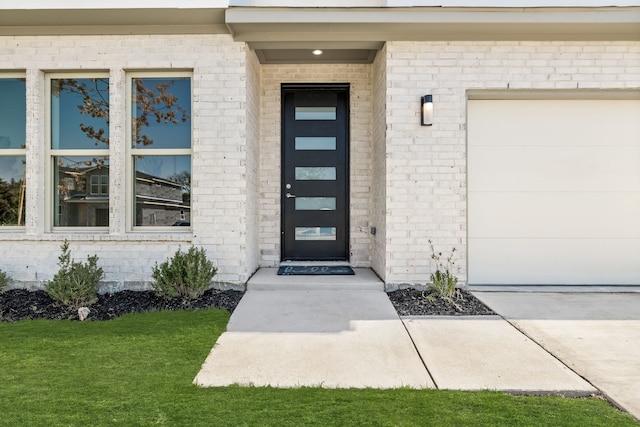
left=468, top=98, right=640, bottom=285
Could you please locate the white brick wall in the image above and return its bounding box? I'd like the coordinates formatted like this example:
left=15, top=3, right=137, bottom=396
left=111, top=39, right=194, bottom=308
left=2, top=35, right=638, bottom=290
left=0, top=34, right=253, bottom=290
left=381, top=40, right=640, bottom=286
left=371, top=45, right=388, bottom=278
left=259, top=64, right=374, bottom=267
left=245, top=46, right=262, bottom=277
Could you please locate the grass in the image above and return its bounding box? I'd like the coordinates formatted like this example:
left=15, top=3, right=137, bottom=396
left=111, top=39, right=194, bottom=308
left=0, top=310, right=637, bottom=427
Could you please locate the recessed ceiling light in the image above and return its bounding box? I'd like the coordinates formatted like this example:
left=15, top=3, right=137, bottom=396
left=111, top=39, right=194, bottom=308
left=312, top=49, right=323, bottom=56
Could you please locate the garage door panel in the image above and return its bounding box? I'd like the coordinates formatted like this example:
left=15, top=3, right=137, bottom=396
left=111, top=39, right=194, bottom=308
left=469, top=238, right=640, bottom=285
left=469, top=192, right=640, bottom=239
left=468, top=98, right=640, bottom=286
left=468, top=100, right=640, bottom=147
left=468, top=146, right=640, bottom=192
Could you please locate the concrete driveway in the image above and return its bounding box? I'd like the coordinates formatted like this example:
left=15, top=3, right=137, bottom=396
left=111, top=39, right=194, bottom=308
left=473, top=292, right=640, bottom=421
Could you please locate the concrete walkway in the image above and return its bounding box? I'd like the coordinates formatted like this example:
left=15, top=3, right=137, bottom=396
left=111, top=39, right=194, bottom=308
left=473, top=292, right=640, bottom=420
left=194, top=269, right=638, bottom=418
left=194, top=269, right=432, bottom=388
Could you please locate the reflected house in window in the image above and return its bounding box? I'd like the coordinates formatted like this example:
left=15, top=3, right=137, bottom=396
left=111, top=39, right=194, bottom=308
left=57, top=165, right=190, bottom=227
left=135, top=170, right=191, bottom=226
left=57, top=163, right=109, bottom=227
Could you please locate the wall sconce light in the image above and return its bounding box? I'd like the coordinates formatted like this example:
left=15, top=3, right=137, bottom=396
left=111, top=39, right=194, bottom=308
left=421, top=94, right=433, bottom=126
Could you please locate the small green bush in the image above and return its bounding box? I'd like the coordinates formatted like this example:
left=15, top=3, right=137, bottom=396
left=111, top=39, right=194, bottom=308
left=426, top=239, right=460, bottom=304
left=0, top=269, right=9, bottom=293
left=45, top=240, right=104, bottom=310
left=151, top=246, right=217, bottom=300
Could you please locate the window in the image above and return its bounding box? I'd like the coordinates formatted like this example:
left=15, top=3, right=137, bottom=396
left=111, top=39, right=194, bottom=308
left=90, top=175, right=109, bottom=196
left=0, top=76, right=26, bottom=227
left=128, top=73, right=191, bottom=228
left=48, top=75, right=110, bottom=228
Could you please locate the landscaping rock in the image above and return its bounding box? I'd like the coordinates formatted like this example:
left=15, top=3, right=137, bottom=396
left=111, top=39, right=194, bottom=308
left=0, top=288, right=244, bottom=322
left=387, top=289, right=495, bottom=316
left=1, top=287, right=494, bottom=322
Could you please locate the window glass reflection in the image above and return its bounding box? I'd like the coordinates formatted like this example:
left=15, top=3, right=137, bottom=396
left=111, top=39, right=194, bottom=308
left=0, top=79, right=26, bottom=150
left=0, top=78, right=26, bottom=227
left=134, top=155, right=191, bottom=226
left=295, top=167, right=336, bottom=181
left=295, top=197, right=336, bottom=211
left=132, top=78, right=191, bottom=149
left=0, top=156, right=25, bottom=226
left=295, top=227, right=336, bottom=241
left=295, top=107, right=336, bottom=121
left=54, top=156, right=109, bottom=227
left=295, top=137, right=336, bottom=151
left=51, top=78, right=109, bottom=150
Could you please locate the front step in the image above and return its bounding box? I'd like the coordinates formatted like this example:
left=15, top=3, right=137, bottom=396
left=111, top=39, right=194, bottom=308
left=247, top=267, right=384, bottom=291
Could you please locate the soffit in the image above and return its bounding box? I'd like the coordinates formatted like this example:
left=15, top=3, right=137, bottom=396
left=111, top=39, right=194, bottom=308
left=1, top=6, right=638, bottom=63
left=228, top=6, right=640, bottom=63
left=227, top=7, right=640, bottom=42
left=0, top=8, right=228, bottom=35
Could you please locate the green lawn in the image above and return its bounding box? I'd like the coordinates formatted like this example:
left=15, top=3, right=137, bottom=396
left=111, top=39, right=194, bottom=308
left=0, top=309, right=636, bottom=427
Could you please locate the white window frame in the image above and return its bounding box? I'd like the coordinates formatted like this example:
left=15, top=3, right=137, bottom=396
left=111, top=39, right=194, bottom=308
left=125, top=71, right=193, bottom=232
left=90, top=174, right=109, bottom=196
left=0, top=72, right=27, bottom=230
left=45, top=72, right=110, bottom=232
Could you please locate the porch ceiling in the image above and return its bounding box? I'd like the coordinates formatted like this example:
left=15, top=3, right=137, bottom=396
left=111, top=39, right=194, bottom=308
left=228, top=6, right=640, bottom=63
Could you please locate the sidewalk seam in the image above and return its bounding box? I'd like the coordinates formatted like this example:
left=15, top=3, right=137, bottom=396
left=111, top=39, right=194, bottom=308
left=500, top=316, right=602, bottom=394
left=399, top=318, right=438, bottom=389
left=499, top=317, right=636, bottom=418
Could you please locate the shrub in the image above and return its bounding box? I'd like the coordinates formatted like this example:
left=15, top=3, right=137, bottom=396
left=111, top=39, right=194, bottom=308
left=0, top=269, right=9, bottom=293
left=45, top=240, right=104, bottom=310
left=426, top=239, right=460, bottom=304
left=151, top=246, right=217, bottom=300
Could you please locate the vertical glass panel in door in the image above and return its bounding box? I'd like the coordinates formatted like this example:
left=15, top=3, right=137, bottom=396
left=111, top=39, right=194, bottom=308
left=295, top=137, right=336, bottom=151
left=295, top=167, right=336, bottom=181
left=295, top=227, right=337, bottom=241
left=295, top=197, right=336, bottom=211
left=295, top=107, right=336, bottom=120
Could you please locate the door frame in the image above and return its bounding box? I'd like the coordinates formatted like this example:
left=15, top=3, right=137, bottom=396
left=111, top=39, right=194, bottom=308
left=280, top=83, right=351, bottom=261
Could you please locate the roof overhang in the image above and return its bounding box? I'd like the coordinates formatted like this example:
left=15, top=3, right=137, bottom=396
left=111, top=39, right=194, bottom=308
left=0, top=5, right=638, bottom=63
left=227, top=7, right=640, bottom=62
left=0, top=8, right=228, bottom=35
left=227, top=7, right=640, bottom=42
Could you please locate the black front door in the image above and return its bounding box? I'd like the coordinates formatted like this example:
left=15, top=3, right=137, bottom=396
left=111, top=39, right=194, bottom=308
left=281, top=84, right=349, bottom=261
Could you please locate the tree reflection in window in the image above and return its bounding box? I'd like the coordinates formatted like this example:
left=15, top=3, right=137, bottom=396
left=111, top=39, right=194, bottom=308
left=50, top=76, right=191, bottom=227
left=51, top=77, right=109, bottom=227
left=0, top=78, right=26, bottom=226
left=130, top=76, right=191, bottom=227
left=51, top=78, right=110, bottom=149
left=132, top=78, right=190, bottom=149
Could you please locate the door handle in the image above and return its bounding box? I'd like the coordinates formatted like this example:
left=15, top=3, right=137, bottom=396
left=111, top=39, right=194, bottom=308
left=286, top=192, right=296, bottom=198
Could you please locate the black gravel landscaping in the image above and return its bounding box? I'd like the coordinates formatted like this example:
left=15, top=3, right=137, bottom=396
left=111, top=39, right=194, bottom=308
left=1, top=286, right=495, bottom=322
left=387, top=288, right=496, bottom=316
left=0, top=288, right=244, bottom=322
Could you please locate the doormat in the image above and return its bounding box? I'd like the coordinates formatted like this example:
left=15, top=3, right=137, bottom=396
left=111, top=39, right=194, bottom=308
left=277, top=265, right=355, bottom=276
